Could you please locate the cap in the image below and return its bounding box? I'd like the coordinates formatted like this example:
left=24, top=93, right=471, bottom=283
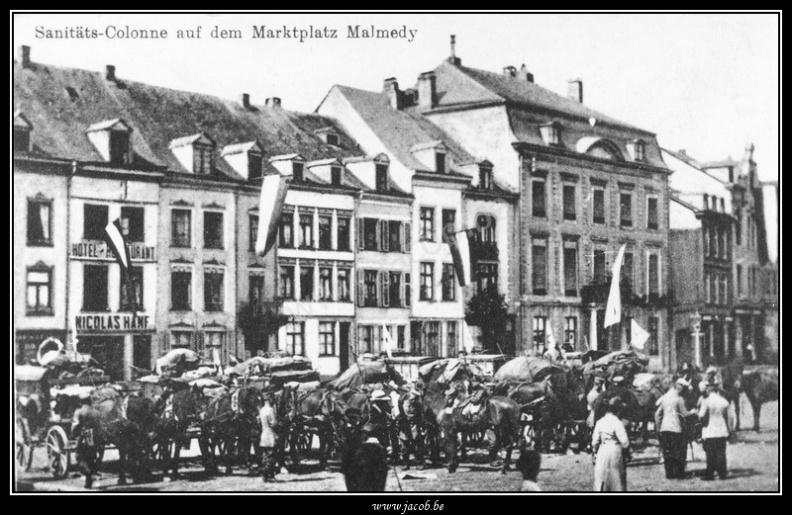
left=612, top=375, right=625, bottom=384
left=676, top=378, right=691, bottom=388
left=594, top=376, right=605, bottom=383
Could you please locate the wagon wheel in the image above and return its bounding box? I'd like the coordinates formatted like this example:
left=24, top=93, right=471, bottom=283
left=46, top=426, right=70, bottom=479
left=15, top=416, right=33, bottom=472
left=296, top=432, right=313, bottom=452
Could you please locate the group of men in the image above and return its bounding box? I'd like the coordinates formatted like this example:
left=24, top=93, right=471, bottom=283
left=655, top=370, right=733, bottom=481
left=583, top=366, right=734, bottom=484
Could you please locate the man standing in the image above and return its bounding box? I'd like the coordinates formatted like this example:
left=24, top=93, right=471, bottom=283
left=586, top=376, right=606, bottom=429
left=698, top=379, right=732, bottom=480
left=259, top=392, right=278, bottom=483
left=72, top=394, right=101, bottom=489
left=655, top=378, right=695, bottom=479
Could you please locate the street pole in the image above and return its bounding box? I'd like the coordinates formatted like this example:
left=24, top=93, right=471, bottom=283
left=692, top=329, right=703, bottom=369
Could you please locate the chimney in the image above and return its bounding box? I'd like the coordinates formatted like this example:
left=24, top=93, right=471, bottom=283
left=105, top=65, right=116, bottom=82
left=517, top=64, right=534, bottom=83
left=448, top=34, right=461, bottom=66
left=18, top=45, right=31, bottom=68
left=240, top=93, right=251, bottom=109
left=678, top=149, right=687, bottom=156
left=568, top=79, right=583, bottom=103
left=383, top=78, right=402, bottom=110
left=417, top=71, right=437, bottom=109
left=266, top=97, right=282, bottom=108
left=503, top=66, right=517, bottom=78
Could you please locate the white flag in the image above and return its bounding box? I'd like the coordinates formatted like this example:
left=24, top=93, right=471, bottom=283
left=462, top=320, right=476, bottom=354
left=255, top=173, right=289, bottom=257
left=547, top=324, right=558, bottom=349
left=382, top=325, right=395, bottom=359
left=69, top=315, right=79, bottom=351
left=631, top=319, right=650, bottom=350
left=604, top=244, right=626, bottom=328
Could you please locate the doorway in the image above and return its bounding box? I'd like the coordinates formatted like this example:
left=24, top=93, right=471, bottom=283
left=77, top=336, right=124, bottom=380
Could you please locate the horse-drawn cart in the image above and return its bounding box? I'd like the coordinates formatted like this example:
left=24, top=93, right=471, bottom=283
left=15, top=364, right=110, bottom=479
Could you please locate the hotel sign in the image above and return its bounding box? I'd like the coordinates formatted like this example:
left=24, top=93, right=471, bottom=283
left=71, top=241, right=156, bottom=261
left=75, top=313, right=152, bottom=332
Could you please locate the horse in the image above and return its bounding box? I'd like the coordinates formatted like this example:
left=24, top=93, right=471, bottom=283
left=740, top=367, right=779, bottom=432
left=629, top=373, right=668, bottom=440
left=336, top=422, right=389, bottom=492
left=201, top=384, right=264, bottom=475
left=421, top=361, right=522, bottom=474
left=158, top=382, right=213, bottom=479
left=279, top=385, right=351, bottom=470
left=88, top=385, right=153, bottom=485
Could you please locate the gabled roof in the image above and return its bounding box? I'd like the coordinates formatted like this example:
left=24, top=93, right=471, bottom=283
left=220, top=140, right=262, bottom=156
left=169, top=133, right=214, bottom=149
left=331, top=84, right=476, bottom=172
left=87, top=118, right=133, bottom=133
left=14, top=60, right=365, bottom=180
left=700, top=157, right=739, bottom=169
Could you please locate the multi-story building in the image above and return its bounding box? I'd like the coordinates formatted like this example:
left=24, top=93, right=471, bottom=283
left=760, top=181, right=778, bottom=359
left=13, top=47, right=365, bottom=377
left=700, top=144, right=773, bottom=362
left=664, top=148, right=736, bottom=366
left=317, top=79, right=511, bottom=357
left=370, top=43, right=673, bottom=368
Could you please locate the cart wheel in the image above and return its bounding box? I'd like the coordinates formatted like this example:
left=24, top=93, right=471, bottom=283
left=467, top=430, right=486, bottom=446
left=46, top=426, right=70, bottom=479
left=15, top=417, right=33, bottom=472
left=297, top=432, right=313, bottom=452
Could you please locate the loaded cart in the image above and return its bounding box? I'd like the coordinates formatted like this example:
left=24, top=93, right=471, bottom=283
left=15, top=364, right=110, bottom=479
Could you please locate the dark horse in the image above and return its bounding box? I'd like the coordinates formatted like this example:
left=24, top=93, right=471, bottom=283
left=157, top=382, right=212, bottom=479
left=740, top=366, right=778, bottom=432
left=90, top=385, right=153, bottom=485
left=201, top=384, right=263, bottom=475
left=421, top=361, right=522, bottom=474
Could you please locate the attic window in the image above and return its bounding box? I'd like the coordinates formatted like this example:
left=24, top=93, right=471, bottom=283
left=540, top=122, right=561, bottom=146
left=479, top=165, right=493, bottom=190
left=628, top=139, right=646, bottom=162
left=326, top=133, right=339, bottom=146
left=14, top=126, right=30, bottom=153
left=193, top=143, right=214, bottom=174
left=331, top=165, right=342, bottom=186
left=248, top=152, right=263, bottom=180
left=435, top=151, right=446, bottom=174
left=109, top=131, right=130, bottom=165
left=375, top=163, right=389, bottom=192
left=292, top=161, right=304, bottom=182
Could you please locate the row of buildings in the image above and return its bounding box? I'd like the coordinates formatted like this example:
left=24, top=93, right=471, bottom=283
left=14, top=42, right=778, bottom=379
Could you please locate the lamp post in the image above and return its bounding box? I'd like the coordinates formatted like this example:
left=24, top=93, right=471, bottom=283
left=690, top=310, right=703, bottom=369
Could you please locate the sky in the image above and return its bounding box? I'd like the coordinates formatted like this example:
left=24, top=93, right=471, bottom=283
left=12, top=12, right=780, bottom=181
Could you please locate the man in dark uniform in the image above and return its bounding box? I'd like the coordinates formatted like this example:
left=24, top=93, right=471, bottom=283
left=72, top=394, right=102, bottom=489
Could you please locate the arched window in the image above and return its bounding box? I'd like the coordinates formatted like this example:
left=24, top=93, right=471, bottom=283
left=585, top=140, right=623, bottom=161
left=477, top=214, right=497, bottom=244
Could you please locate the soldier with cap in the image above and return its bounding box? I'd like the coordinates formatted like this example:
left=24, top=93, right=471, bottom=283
left=258, top=391, right=279, bottom=483
left=698, top=377, right=733, bottom=480
left=655, top=378, right=695, bottom=479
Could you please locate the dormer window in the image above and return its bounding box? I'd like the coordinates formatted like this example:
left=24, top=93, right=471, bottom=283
left=315, top=127, right=340, bottom=147
left=193, top=143, right=213, bottom=174
left=628, top=139, right=647, bottom=162
left=326, top=133, right=339, bottom=146
left=478, top=162, right=493, bottom=190
left=435, top=151, right=446, bottom=174
left=375, top=163, right=389, bottom=192
left=331, top=166, right=342, bottom=186
left=87, top=118, right=133, bottom=166
left=221, top=141, right=263, bottom=180
left=170, top=133, right=215, bottom=175
left=13, top=112, right=32, bottom=153
left=293, top=161, right=304, bottom=182
left=540, top=122, right=561, bottom=146
left=248, top=152, right=263, bottom=180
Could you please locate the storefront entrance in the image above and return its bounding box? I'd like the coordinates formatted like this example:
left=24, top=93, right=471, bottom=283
left=133, top=335, right=152, bottom=372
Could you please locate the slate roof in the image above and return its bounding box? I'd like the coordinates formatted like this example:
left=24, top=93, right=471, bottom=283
left=14, top=60, right=365, bottom=182
left=331, top=84, right=476, bottom=173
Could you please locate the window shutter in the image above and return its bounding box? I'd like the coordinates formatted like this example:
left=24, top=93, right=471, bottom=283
left=357, top=269, right=364, bottom=307
left=382, top=271, right=390, bottom=307
left=381, top=220, right=389, bottom=252
left=357, top=218, right=364, bottom=251
left=405, top=273, right=411, bottom=307
left=405, top=222, right=412, bottom=253
left=162, top=332, right=170, bottom=352
left=374, top=326, right=382, bottom=354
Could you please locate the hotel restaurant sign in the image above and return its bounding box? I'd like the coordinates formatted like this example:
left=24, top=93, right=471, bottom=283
left=71, top=240, right=156, bottom=261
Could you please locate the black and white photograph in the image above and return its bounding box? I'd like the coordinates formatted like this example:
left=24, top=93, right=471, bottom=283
left=12, top=11, right=780, bottom=494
